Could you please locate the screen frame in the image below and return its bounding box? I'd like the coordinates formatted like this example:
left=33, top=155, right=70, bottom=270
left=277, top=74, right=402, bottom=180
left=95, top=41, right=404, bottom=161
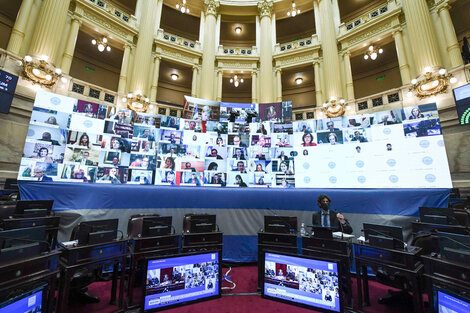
left=0, top=283, right=47, bottom=312
left=142, top=250, right=222, bottom=312
left=434, top=284, right=470, bottom=313
left=261, top=250, right=344, bottom=313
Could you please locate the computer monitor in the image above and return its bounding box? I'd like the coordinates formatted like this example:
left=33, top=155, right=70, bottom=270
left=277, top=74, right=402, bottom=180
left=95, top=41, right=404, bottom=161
left=434, top=286, right=470, bottom=313
left=0, top=284, right=47, bottom=313
left=0, top=201, right=16, bottom=220
left=262, top=251, right=342, bottom=312
left=311, top=226, right=333, bottom=239
left=437, top=231, right=470, bottom=265
left=264, top=216, right=298, bottom=234
left=0, top=226, right=47, bottom=264
left=419, top=207, right=455, bottom=225
left=143, top=251, right=221, bottom=312
left=183, top=214, right=217, bottom=233
left=77, top=219, right=118, bottom=246
left=3, top=179, right=18, bottom=191
left=14, top=200, right=53, bottom=218
left=363, top=223, right=405, bottom=250
left=142, top=216, right=172, bottom=237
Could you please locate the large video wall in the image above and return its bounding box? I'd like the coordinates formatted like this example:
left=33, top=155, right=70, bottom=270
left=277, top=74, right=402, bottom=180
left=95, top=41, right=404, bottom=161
left=18, top=90, right=451, bottom=188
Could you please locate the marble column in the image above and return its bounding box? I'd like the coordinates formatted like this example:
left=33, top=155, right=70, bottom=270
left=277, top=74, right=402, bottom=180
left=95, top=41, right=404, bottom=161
left=28, top=0, right=71, bottom=64
left=392, top=29, right=411, bottom=84
left=258, top=0, right=274, bottom=103
left=150, top=56, right=161, bottom=101
left=332, top=0, right=340, bottom=32
left=402, top=0, right=442, bottom=72
left=313, top=61, right=323, bottom=106
left=316, top=0, right=342, bottom=100
left=275, top=68, right=282, bottom=102
left=191, top=66, right=199, bottom=97
left=129, top=0, right=159, bottom=94
left=438, top=4, right=464, bottom=68
left=216, top=70, right=223, bottom=102
left=7, top=0, right=34, bottom=54
left=342, top=51, right=355, bottom=100
left=252, top=71, right=258, bottom=103
left=118, top=44, right=131, bottom=94
left=60, top=18, right=81, bottom=74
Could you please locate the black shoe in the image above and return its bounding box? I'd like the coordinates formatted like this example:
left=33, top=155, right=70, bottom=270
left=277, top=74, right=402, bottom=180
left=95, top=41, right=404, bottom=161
left=76, top=291, right=100, bottom=304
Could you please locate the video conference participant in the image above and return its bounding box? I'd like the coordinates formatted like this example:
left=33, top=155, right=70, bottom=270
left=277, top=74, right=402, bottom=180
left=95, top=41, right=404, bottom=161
left=351, top=131, right=368, bottom=143
left=312, top=194, right=353, bottom=234
left=33, top=165, right=53, bottom=181
left=76, top=151, right=94, bottom=165
left=32, top=147, right=54, bottom=162
left=301, top=133, right=317, bottom=146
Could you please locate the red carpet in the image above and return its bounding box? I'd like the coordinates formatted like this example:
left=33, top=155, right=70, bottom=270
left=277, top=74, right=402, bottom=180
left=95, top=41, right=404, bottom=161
left=68, top=266, right=418, bottom=313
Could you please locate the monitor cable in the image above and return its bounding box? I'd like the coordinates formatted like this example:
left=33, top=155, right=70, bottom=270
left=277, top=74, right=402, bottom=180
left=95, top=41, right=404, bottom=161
left=222, top=267, right=236, bottom=290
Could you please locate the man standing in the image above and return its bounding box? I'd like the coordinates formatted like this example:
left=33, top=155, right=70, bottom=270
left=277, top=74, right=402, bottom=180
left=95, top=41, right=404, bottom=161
left=312, top=194, right=353, bottom=234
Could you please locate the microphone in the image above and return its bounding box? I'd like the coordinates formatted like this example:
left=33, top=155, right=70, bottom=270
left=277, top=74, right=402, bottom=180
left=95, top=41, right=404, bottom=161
left=361, top=228, right=408, bottom=249
left=266, top=207, right=279, bottom=216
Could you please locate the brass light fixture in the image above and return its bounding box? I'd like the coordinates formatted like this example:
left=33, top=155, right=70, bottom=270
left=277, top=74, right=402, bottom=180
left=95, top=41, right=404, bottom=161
left=407, top=67, right=457, bottom=99
left=322, top=97, right=346, bottom=118
left=176, top=0, right=189, bottom=13
left=235, top=27, right=242, bottom=34
left=21, top=55, right=64, bottom=88
left=295, top=77, right=303, bottom=85
left=364, top=45, right=383, bottom=61
left=229, top=75, right=244, bottom=87
left=91, top=37, right=111, bottom=52
left=124, top=91, right=150, bottom=112
left=287, top=0, right=300, bottom=17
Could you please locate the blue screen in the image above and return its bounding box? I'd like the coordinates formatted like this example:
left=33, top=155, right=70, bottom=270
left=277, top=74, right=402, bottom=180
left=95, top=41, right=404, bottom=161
left=264, top=252, right=340, bottom=312
left=438, top=290, right=470, bottom=313
left=144, top=252, right=219, bottom=311
left=0, top=69, right=18, bottom=114
left=453, top=84, right=470, bottom=125
left=0, top=289, right=43, bottom=313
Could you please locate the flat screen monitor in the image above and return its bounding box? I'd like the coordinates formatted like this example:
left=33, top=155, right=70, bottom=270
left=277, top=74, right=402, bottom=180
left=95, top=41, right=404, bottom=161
left=77, top=219, right=118, bottom=246
left=142, top=216, right=172, bottom=237
left=264, top=216, right=298, bottom=234
left=15, top=200, right=54, bottom=217
left=262, top=251, right=342, bottom=312
left=419, top=207, right=455, bottom=225
left=183, top=214, right=217, bottom=233
left=0, top=284, right=46, bottom=313
left=453, top=83, right=470, bottom=125
left=437, top=231, right=470, bottom=265
left=0, top=70, right=18, bottom=114
left=434, top=286, right=470, bottom=313
left=363, top=223, right=405, bottom=250
left=143, top=251, right=221, bottom=312
left=3, top=178, right=18, bottom=190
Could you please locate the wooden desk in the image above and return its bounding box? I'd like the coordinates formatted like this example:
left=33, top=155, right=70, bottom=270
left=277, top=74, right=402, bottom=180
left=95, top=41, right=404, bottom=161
left=422, top=255, right=470, bottom=311
left=181, top=231, right=223, bottom=253
left=1, top=215, right=60, bottom=249
left=127, top=234, right=179, bottom=309
left=302, top=236, right=353, bottom=307
left=411, top=221, right=469, bottom=236
left=354, top=242, right=424, bottom=313
left=0, top=251, right=60, bottom=313
left=57, top=239, right=128, bottom=313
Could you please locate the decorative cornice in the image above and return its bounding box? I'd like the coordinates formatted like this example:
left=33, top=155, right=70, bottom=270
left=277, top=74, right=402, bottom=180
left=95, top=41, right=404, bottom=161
left=344, top=21, right=392, bottom=47
left=257, top=0, right=273, bottom=18
left=204, top=0, right=220, bottom=16
left=276, top=53, right=313, bottom=68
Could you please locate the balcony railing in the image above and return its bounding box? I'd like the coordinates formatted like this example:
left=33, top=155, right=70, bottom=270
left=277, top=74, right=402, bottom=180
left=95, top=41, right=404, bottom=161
left=156, top=29, right=201, bottom=51
left=82, top=0, right=137, bottom=28
left=274, top=35, right=319, bottom=54
left=217, top=45, right=258, bottom=57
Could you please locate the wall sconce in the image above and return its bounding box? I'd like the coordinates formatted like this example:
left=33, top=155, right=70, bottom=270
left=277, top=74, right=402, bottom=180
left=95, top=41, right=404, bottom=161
left=124, top=91, right=150, bottom=112
left=408, top=67, right=456, bottom=99
left=322, top=97, right=346, bottom=118
left=21, top=55, right=63, bottom=88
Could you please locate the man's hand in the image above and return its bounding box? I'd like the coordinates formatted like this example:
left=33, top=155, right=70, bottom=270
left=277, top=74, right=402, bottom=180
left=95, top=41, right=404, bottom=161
left=336, top=213, right=346, bottom=224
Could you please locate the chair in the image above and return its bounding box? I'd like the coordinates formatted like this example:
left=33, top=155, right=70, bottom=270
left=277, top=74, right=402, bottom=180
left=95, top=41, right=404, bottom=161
left=453, top=208, right=470, bottom=227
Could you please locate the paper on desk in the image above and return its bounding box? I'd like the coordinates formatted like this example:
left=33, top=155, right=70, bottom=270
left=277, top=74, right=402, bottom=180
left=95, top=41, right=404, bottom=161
left=332, top=232, right=355, bottom=239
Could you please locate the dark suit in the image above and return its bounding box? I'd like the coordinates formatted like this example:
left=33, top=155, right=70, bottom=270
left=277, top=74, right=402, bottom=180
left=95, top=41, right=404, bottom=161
left=312, top=210, right=353, bottom=234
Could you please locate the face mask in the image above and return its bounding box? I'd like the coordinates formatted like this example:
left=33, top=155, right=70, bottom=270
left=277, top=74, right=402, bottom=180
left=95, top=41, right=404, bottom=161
left=320, top=202, right=330, bottom=210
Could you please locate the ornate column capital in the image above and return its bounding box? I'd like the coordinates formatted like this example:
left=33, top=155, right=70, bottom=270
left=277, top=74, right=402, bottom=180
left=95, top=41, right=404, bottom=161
left=204, top=0, right=220, bottom=17
left=341, top=50, right=351, bottom=58
left=192, top=65, right=199, bottom=71
left=391, top=27, right=403, bottom=37
left=257, top=0, right=273, bottom=18
left=71, top=16, right=82, bottom=26
left=312, top=60, right=320, bottom=66
left=275, top=68, right=282, bottom=74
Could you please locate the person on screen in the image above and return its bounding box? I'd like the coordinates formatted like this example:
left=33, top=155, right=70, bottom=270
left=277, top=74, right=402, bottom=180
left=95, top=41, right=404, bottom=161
left=165, top=171, right=176, bottom=185
left=380, top=115, right=397, bottom=125
left=201, top=106, right=211, bottom=121
left=302, top=133, right=317, bottom=146
left=279, top=161, right=293, bottom=174
left=266, top=106, right=277, bottom=121
left=211, top=173, right=225, bottom=186
left=138, top=129, right=154, bottom=141
left=72, top=168, right=87, bottom=182
left=78, top=133, right=90, bottom=148
left=324, top=290, right=333, bottom=302
left=209, top=148, right=223, bottom=159
left=184, top=162, right=196, bottom=172
left=39, top=132, right=60, bottom=145
left=133, top=174, right=150, bottom=184
left=257, top=177, right=265, bottom=185
left=22, top=167, right=32, bottom=177
left=255, top=164, right=265, bottom=172
left=32, top=147, right=54, bottom=162
left=112, top=156, right=119, bottom=166
left=83, top=103, right=94, bottom=114
left=216, top=136, right=224, bottom=146
left=281, top=178, right=292, bottom=188
left=386, top=143, right=392, bottom=151
left=409, top=107, right=424, bottom=120
left=326, top=121, right=339, bottom=132
left=186, top=173, right=201, bottom=186
left=130, top=158, right=142, bottom=167
left=232, top=148, right=246, bottom=160
left=255, top=150, right=266, bottom=160
left=139, top=157, right=153, bottom=170
left=33, top=166, right=52, bottom=181
left=45, top=116, right=58, bottom=125
left=257, top=123, right=268, bottom=135
left=207, top=162, right=218, bottom=171
left=99, top=167, right=121, bottom=184
left=356, top=146, right=361, bottom=153
left=232, top=135, right=247, bottom=147
left=115, top=110, right=131, bottom=124
left=111, top=138, right=122, bottom=150
left=327, top=133, right=338, bottom=145
left=236, top=161, right=247, bottom=173
left=188, top=121, right=197, bottom=130
left=312, top=194, right=353, bottom=234
left=302, top=149, right=309, bottom=156
left=278, top=151, right=289, bottom=161
left=76, top=151, right=94, bottom=165
left=163, top=157, right=175, bottom=170
left=235, top=174, right=247, bottom=187
left=169, top=133, right=177, bottom=144
left=351, top=131, right=368, bottom=143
